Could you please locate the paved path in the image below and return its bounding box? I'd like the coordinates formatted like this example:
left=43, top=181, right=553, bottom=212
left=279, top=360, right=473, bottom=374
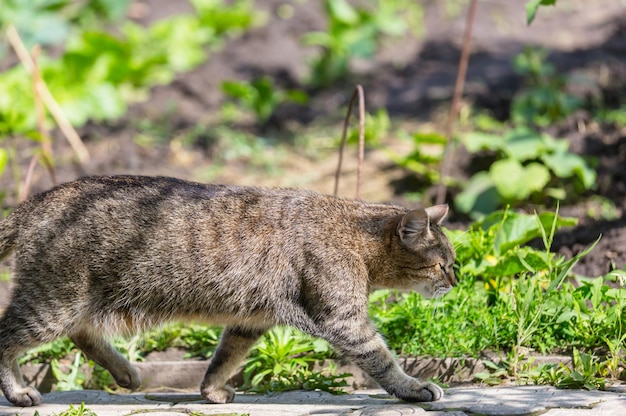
left=1, top=386, right=625, bottom=416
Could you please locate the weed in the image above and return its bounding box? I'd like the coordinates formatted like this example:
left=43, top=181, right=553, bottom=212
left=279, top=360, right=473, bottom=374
left=243, top=326, right=348, bottom=394
left=388, top=130, right=448, bottom=188
left=511, top=47, right=581, bottom=126
left=128, top=323, right=222, bottom=360
left=50, top=352, right=85, bottom=391
left=19, top=337, right=76, bottom=364
left=474, top=360, right=509, bottom=385
left=0, top=0, right=127, bottom=51
left=530, top=349, right=607, bottom=390
left=345, top=108, right=390, bottom=149
left=457, top=127, right=596, bottom=216
left=0, top=0, right=257, bottom=138
left=51, top=402, right=98, bottom=416
left=526, top=0, right=558, bottom=25
left=303, top=0, right=423, bottom=86
left=221, top=77, right=308, bottom=125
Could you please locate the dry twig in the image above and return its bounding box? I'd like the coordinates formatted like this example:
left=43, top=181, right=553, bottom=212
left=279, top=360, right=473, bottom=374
left=7, top=24, right=90, bottom=165
left=436, top=0, right=478, bottom=205
left=334, top=85, right=366, bottom=199
left=30, top=45, right=58, bottom=187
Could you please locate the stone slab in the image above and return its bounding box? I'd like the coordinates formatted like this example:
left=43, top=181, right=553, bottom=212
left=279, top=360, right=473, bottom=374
left=1, top=386, right=624, bottom=416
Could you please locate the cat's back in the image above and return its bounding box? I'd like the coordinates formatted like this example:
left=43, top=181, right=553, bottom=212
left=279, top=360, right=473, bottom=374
left=9, top=175, right=403, bottom=252
left=13, top=175, right=257, bottom=225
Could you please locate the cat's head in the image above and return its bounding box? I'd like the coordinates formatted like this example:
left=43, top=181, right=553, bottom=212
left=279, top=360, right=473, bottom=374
left=387, top=204, right=457, bottom=298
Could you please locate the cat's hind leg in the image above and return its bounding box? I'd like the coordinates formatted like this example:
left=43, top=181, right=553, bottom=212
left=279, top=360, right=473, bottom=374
left=201, top=325, right=266, bottom=404
left=0, top=307, right=45, bottom=407
left=69, top=330, right=141, bottom=390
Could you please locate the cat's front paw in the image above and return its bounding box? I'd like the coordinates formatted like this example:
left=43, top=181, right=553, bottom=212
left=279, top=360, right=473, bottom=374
left=113, top=366, right=141, bottom=390
left=6, top=386, right=42, bottom=407
left=201, top=384, right=236, bottom=404
left=396, top=381, right=444, bottom=402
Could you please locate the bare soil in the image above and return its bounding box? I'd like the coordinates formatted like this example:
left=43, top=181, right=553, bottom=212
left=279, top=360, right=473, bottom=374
left=3, top=0, right=626, bottom=277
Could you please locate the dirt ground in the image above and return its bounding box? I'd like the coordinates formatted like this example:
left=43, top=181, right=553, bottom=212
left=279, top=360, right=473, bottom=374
left=3, top=0, right=626, bottom=277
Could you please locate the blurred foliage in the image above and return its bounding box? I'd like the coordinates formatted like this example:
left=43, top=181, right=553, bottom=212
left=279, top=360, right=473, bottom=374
left=345, top=108, right=390, bottom=148
left=387, top=130, right=447, bottom=194
left=0, top=0, right=129, bottom=52
left=447, top=47, right=596, bottom=217
left=511, top=48, right=582, bottom=127
left=303, top=0, right=424, bottom=86
left=0, top=0, right=257, bottom=136
left=221, top=76, right=308, bottom=125
left=526, top=0, right=557, bottom=25
left=457, top=126, right=596, bottom=217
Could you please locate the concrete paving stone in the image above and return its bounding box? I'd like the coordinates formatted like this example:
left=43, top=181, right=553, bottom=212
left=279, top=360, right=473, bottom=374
left=0, top=386, right=624, bottom=416
left=424, top=386, right=626, bottom=416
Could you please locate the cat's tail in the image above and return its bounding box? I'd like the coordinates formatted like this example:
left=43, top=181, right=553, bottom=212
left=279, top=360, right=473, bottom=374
left=0, top=216, right=17, bottom=261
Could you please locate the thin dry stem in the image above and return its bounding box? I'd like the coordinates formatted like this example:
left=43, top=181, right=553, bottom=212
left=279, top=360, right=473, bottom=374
left=334, top=85, right=366, bottom=199
left=436, top=0, right=478, bottom=205
left=7, top=24, right=90, bottom=164
left=31, top=45, right=58, bottom=186
left=19, top=154, right=40, bottom=202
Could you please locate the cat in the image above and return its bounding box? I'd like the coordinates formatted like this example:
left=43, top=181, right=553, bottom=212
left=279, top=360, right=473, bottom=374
left=0, top=175, right=456, bottom=407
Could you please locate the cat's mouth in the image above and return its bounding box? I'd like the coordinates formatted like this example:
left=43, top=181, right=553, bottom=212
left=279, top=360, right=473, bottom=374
left=432, top=285, right=453, bottom=298
left=414, top=282, right=453, bottom=299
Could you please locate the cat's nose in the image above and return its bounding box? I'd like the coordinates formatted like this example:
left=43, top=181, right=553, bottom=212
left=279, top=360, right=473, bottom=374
left=448, top=271, right=458, bottom=287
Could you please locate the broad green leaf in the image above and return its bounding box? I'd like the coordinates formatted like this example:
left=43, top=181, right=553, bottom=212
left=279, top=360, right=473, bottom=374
left=541, top=152, right=596, bottom=189
left=502, top=127, right=545, bottom=161
left=461, top=131, right=503, bottom=153
left=477, top=210, right=576, bottom=254
left=490, top=159, right=549, bottom=201
left=524, top=162, right=551, bottom=193
left=455, top=172, right=501, bottom=217
left=490, top=158, right=525, bottom=200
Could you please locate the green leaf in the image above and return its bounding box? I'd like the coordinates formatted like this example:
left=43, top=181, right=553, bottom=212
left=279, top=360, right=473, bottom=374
left=301, top=31, right=332, bottom=47
left=221, top=80, right=252, bottom=100
left=541, top=151, right=596, bottom=189
left=526, top=0, right=557, bottom=25
left=462, top=131, right=503, bottom=153
left=327, top=0, right=359, bottom=24
left=412, top=131, right=448, bottom=145
left=286, top=90, right=309, bottom=105
left=455, top=172, right=501, bottom=216
left=502, top=127, right=545, bottom=161
left=547, top=236, right=600, bottom=293
left=0, top=148, right=8, bottom=177
left=490, top=159, right=550, bottom=200
left=476, top=210, right=576, bottom=254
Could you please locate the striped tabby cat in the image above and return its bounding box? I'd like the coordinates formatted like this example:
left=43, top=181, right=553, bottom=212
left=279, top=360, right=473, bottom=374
left=0, top=175, right=456, bottom=407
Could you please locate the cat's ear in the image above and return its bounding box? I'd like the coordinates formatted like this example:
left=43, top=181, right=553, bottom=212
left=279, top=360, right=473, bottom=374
left=397, top=204, right=449, bottom=245
left=425, top=204, right=449, bottom=225
left=397, top=209, right=430, bottom=245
